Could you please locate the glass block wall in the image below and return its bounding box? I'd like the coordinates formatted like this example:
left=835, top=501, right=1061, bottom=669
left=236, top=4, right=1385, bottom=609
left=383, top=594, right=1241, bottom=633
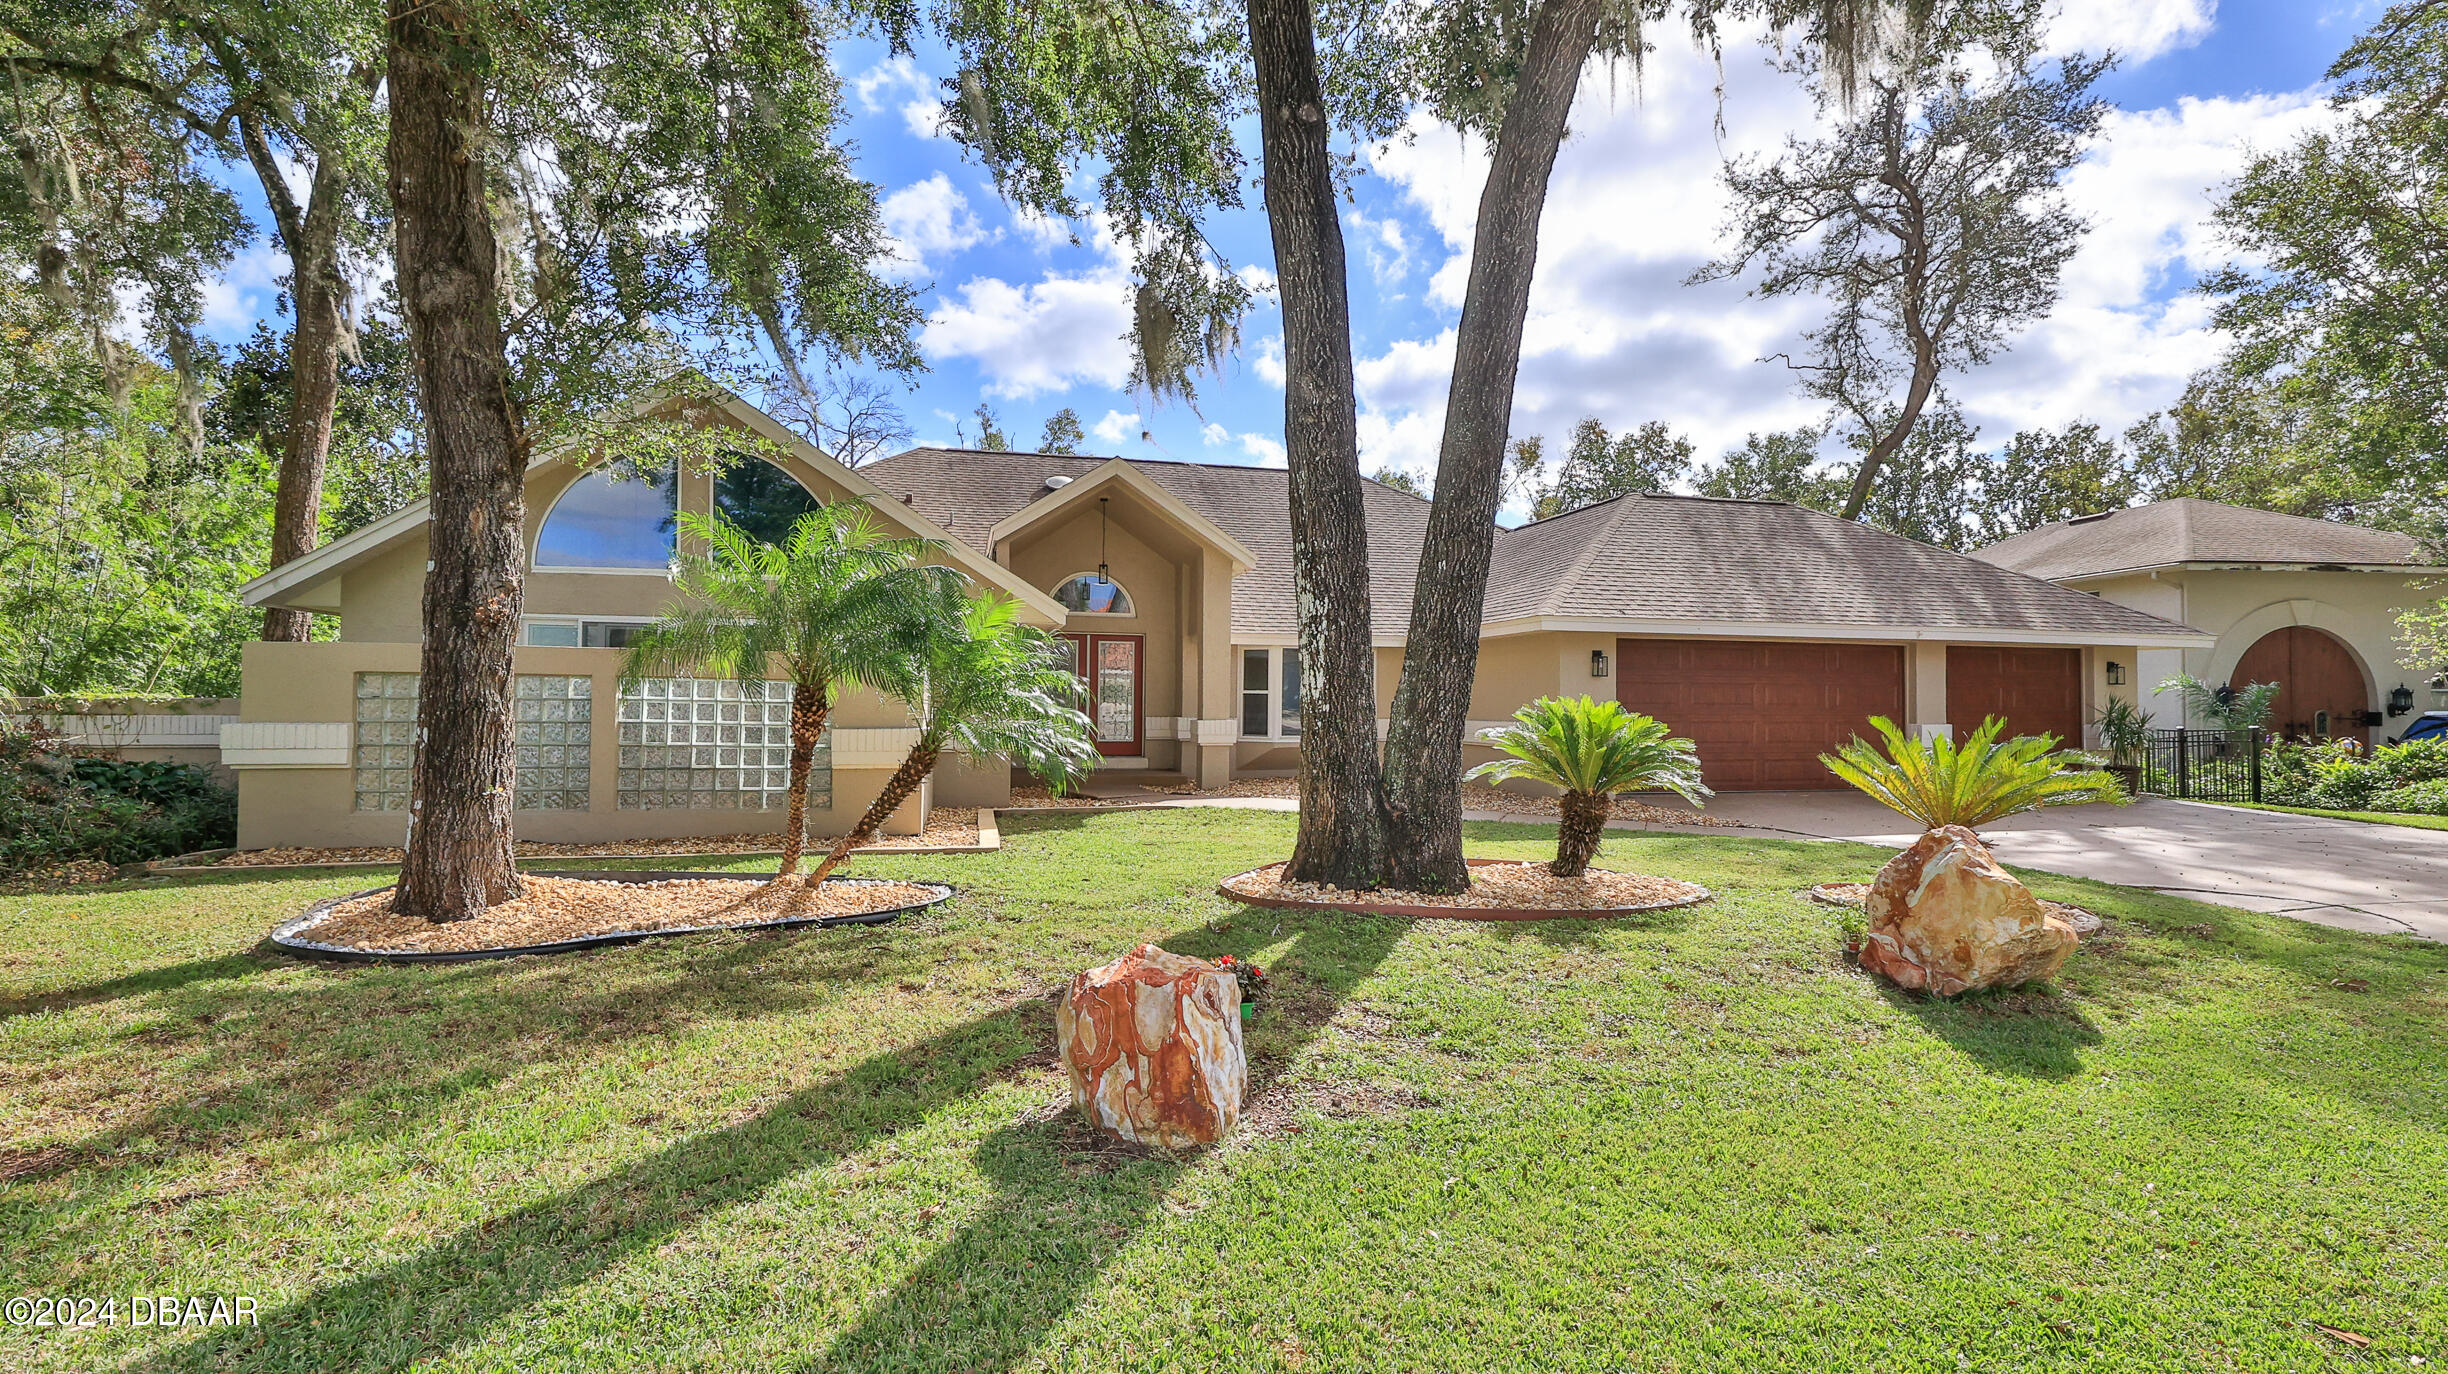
left=512, top=675, right=593, bottom=810
left=352, top=673, right=422, bottom=812
left=616, top=678, right=829, bottom=811
left=352, top=673, right=593, bottom=812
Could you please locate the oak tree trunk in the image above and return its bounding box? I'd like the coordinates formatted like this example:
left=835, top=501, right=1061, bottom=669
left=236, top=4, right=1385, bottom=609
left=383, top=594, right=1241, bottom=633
left=1551, top=790, right=1609, bottom=878
left=776, top=685, right=831, bottom=876
left=261, top=163, right=351, bottom=643
left=1250, top=0, right=1387, bottom=889
left=1837, top=354, right=1938, bottom=520
left=807, top=740, right=938, bottom=884
left=387, top=0, right=525, bottom=921
left=1381, top=0, right=1605, bottom=892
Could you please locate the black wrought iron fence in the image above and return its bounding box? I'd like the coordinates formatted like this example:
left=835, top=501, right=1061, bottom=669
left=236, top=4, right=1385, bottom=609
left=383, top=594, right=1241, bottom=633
left=2138, top=727, right=2262, bottom=803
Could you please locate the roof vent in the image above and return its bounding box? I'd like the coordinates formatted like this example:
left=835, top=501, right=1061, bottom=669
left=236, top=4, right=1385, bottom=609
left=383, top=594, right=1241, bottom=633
left=1044, top=474, right=1073, bottom=490
left=2068, top=510, right=2115, bottom=524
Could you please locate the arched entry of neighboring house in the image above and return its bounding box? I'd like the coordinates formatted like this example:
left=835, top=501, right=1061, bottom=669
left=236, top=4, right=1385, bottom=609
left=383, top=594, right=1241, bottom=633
left=2230, top=626, right=2371, bottom=738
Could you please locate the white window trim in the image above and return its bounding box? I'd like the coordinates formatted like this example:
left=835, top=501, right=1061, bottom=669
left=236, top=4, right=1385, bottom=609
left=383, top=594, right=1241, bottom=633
left=520, top=615, right=658, bottom=647
left=1052, top=571, right=1137, bottom=617
left=1239, top=645, right=1302, bottom=742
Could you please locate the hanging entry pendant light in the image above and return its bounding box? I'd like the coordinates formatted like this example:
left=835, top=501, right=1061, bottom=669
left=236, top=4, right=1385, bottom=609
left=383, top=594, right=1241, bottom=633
left=1098, top=496, right=1111, bottom=582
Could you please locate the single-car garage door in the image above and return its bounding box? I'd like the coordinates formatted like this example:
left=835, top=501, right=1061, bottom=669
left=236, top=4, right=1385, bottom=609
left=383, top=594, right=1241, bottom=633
left=1615, top=639, right=1904, bottom=790
left=1945, top=646, right=2083, bottom=746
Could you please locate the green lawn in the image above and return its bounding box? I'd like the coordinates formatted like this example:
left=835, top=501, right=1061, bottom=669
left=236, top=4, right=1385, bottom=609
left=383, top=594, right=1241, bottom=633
left=2201, top=800, right=2448, bottom=832
left=4, top=810, right=2444, bottom=1373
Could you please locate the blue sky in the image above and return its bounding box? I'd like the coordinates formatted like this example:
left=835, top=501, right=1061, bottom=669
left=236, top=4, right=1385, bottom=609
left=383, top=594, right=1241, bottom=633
left=195, top=1, right=2381, bottom=518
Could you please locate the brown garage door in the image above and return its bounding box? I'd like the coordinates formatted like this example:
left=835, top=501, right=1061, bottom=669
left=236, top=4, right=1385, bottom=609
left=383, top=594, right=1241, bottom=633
left=1615, top=639, right=1903, bottom=790
left=1945, top=646, right=2083, bottom=746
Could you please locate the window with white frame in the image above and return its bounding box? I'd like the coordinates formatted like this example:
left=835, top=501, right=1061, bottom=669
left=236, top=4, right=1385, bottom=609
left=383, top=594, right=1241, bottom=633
left=521, top=617, right=656, bottom=648
left=1239, top=647, right=1302, bottom=740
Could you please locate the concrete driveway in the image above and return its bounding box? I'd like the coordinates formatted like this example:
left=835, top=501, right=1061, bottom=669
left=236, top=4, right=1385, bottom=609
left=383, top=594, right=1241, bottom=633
left=1682, top=792, right=2448, bottom=941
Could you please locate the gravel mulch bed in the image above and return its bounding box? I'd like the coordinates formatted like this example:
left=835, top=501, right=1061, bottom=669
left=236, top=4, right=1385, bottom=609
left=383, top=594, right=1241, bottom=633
left=1224, top=860, right=1706, bottom=913
left=209, top=809, right=982, bottom=868
left=1807, top=881, right=2104, bottom=934
left=1006, top=786, right=1105, bottom=808
left=0, top=859, right=121, bottom=892
left=298, top=874, right=942, bottom=955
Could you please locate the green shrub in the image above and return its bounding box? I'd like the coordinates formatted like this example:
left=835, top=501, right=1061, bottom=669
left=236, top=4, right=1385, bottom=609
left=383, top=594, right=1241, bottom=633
left=2369, top=781, right=2448, bottom=815
left=0, top=730, right=235, bottom=875
left=2264, top=735, right=2448, bottom=813
left=1821, top=716, right=2124, bottom=831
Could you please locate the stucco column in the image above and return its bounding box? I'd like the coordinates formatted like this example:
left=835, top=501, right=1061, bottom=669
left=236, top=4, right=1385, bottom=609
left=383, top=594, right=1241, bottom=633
left=1195, top=549, right=1238, bottom=787
left=1908, top=640, right=1949, bottom=742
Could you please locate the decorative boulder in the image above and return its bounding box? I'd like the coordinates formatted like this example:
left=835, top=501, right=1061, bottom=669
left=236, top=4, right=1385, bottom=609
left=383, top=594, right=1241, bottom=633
left=1056, top=944, right=1247, bottom=1147
left=1859, top=825, right=2078, bottom=997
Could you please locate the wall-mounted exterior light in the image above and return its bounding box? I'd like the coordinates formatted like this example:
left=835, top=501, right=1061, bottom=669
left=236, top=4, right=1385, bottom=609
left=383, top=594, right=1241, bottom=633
left=1590, top=649, right=1610, bottom=678
left=2390, top=684, right=2416, bottom=717
left=2105, top=660, right=2127, bottom=686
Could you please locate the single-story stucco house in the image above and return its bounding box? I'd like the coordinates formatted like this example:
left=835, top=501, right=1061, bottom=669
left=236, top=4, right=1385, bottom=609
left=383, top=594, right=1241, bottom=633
left=1973, top=498, right=2445, bottom=744
left=222, top=393, right=2207, bottom=849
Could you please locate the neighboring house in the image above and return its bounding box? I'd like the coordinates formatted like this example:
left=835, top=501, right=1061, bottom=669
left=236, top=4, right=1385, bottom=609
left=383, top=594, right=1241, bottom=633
left=228, top=392, right=2205, bottom=848
left=1974, top=498, right=2446, bottom=742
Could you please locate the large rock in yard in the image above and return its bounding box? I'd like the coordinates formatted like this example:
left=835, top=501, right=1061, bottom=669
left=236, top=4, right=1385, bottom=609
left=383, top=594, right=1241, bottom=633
left=1057, top=944, right=1246, bottom=1147
left=1860, top=824, right=2077, bottom=997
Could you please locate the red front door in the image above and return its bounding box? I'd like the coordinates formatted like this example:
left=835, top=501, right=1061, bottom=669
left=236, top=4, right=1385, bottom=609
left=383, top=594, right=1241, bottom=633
left=1061, top=633, right=1143, bottom=756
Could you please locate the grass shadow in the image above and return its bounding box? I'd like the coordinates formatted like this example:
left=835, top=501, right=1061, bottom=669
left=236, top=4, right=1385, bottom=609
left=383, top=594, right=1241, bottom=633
left=120, top=914, right=1404, bottom=1374
left=802, top=914, right=1407, bottom=1373
left=0, top=952, right=273, bottom=1022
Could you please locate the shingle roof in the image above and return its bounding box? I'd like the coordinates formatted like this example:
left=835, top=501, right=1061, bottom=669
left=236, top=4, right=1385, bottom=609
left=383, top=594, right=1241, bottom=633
left=857, top=449, right=2203, bottom=643
left=1972, top=498, right=2426, bottom=581
left=1486, top=493, right=2197, bottom=639
left=856, top=448, right=1433, bottom=639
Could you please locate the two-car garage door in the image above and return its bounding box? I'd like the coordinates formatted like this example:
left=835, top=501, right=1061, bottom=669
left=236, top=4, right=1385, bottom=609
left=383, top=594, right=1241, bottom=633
left=1613, top=640, right=1902, bottom=791
left=1613, top=639, right=2087, bottom=791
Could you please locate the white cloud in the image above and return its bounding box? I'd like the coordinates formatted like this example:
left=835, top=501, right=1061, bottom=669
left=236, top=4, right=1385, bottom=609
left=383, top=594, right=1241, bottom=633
left=1200, top=421, right=1231, bottom=446
left=879, top=173, right=994, bottom=277
left=852, top=54, right=945, bottom=139
left=1253, top=334, right=1286, bottom=389
left=1012, top=206, right=1077, bottom=252
left=1346, top=24, right=2333, bottom=478
left=1092, top=408, right=1140, bottom=444
left=922, top=273, right=1134, bottom=400
left=1239, top=433, right=1288, bottom=468
left=198, top=243, right=292, bottom=338
left=2045, top=0, right=2218, bottom=64
left=1347, top=210, right=1414, bottom=287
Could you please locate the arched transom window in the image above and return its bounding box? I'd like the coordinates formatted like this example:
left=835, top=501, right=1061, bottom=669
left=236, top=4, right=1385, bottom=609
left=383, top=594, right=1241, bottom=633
left=534, top=458, right=677, bottom=571
left=1052, top=572, right=1133, bottom=616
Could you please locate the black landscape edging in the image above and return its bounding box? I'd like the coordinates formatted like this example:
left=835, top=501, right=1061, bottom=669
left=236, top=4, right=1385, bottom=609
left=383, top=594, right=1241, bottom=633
left=268, top=870, right=953, bottom=965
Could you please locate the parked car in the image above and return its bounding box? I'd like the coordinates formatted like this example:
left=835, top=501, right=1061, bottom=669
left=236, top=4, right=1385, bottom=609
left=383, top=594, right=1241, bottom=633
left=2391, top=711, right=2448, bottom=745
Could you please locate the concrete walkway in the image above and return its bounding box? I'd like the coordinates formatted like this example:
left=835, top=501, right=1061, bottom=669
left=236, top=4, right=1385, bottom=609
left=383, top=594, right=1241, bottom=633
left=1683, top=791, right=2448, bottom=942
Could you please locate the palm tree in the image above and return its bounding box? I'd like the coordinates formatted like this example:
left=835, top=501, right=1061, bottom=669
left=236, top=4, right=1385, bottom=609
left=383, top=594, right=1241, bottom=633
left=1821, top=716, right=2124, bottom=832
left=623, top=504, right=953, bottom=878
left=1465, top=696, right=1711, bottom=878
left=2155, top=673, right=2282, bottom=732
left=806, top=591, right=1097, bottom=883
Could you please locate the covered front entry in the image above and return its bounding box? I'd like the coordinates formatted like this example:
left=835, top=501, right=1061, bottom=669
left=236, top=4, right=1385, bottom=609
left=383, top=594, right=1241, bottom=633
left=1946, top=646, right=2084, bottom=746
left=1060, top=633, right=1143, bottom=756
left=2233, top=626, right=2370, bottom=738
left=1615, top=638, right=1903, bottom=790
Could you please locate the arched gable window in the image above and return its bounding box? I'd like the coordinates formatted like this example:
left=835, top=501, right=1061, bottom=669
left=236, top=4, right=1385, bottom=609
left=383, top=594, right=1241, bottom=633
left=1052, top=572, right=1134, bottom=615
left=713, top=456, right=824, bottom=545
left=534, top=458, right=677, bottom=570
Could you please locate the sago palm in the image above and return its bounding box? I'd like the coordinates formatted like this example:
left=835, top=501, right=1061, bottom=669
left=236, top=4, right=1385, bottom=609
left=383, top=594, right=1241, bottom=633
left=1821, top=716, right=2125, bottom=832
left=807, top=591, right=1097, bottom=882
left=623, top=504, right=955, bottom=877
left=1465, top=696, right=1711, bottom=878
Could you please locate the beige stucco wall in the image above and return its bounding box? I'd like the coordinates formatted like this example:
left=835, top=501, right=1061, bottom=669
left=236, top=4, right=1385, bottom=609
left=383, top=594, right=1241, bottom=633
left=2084, top=568, right=2434, bottom=742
